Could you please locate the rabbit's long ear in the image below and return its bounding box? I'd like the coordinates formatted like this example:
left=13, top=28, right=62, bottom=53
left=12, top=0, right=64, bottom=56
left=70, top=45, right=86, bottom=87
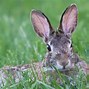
left=31, top=10, right=53, bottom=42
left=58, top=4, right=78, bottom=34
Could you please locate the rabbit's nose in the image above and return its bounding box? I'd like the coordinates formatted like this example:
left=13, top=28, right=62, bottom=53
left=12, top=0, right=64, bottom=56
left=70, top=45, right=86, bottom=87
left=62, top=62, right=68, bottom=69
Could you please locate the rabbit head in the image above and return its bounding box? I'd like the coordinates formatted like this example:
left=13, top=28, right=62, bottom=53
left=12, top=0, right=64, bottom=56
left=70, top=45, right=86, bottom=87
left=31, top=4, right=78, bottom=71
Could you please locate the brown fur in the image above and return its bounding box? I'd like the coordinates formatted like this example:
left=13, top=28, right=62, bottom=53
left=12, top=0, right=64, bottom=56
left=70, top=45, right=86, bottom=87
left=0, top=4, right=89, bottom=87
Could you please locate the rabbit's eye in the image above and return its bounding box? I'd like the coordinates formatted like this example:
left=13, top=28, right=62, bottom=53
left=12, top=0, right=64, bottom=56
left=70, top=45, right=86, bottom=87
left=71, top=44, right=73, bottom=47
left=47, top=44, right=51, bottom=51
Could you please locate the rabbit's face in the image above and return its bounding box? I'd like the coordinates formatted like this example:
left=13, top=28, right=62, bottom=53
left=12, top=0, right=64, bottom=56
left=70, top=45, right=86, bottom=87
left=31, top=4, right=77, bottom=70
left=45, top=31, right=72, bottom=70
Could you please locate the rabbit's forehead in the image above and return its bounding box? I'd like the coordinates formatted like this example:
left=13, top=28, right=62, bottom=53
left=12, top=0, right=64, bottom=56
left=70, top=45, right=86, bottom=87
left=48, top=33, right=71, bottom=53
left=49, top=34, right=70, bottom=46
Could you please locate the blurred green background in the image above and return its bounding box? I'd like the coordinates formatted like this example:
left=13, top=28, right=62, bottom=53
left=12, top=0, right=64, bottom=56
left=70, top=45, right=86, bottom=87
left=0, top=0, right=89, bottom=68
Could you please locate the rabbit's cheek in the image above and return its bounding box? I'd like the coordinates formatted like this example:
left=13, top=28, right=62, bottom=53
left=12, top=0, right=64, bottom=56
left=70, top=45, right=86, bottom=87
left=43, top=67, right=53, bottom=72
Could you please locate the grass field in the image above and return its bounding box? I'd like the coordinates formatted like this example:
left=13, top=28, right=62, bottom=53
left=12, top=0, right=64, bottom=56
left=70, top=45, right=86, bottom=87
left=0, top=0, right=89, bottom=89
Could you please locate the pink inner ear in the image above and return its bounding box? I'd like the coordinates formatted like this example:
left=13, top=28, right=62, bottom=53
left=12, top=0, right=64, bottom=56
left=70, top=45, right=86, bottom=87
left=62, top=5, right=77, bottom=33
left=31, top=11, right=50, bottom=38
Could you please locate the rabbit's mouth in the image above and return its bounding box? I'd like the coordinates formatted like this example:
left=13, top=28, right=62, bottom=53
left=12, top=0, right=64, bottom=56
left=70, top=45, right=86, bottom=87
left=43, top=60, right=74, bottom=72
left=56, top=60, right=72, bottom=70
left=43, top=65, right=72, bottom=72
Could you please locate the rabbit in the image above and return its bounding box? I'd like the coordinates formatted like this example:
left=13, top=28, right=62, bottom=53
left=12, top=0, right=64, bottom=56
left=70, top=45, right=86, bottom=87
left=0, top=4, right=89, bottom=87
left=31, top=4, right=89, bottom=76
left=0, top=62, right=43, bottom=87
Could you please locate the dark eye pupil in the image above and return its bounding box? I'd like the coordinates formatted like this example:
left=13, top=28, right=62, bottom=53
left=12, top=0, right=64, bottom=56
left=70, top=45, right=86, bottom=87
left=47, top=44, right=51, bottom=51
left=71, top=44, right=73, bottom=47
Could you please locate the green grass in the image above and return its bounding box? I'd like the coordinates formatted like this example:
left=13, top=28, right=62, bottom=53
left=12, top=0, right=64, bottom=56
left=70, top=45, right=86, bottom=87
left=0, top=0, right=89, bottom=89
